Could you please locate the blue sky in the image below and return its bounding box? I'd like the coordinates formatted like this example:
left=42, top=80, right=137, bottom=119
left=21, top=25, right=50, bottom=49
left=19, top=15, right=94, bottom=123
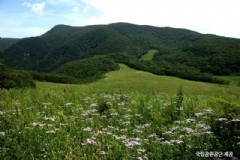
left=1, top=0, right=240, bottom=38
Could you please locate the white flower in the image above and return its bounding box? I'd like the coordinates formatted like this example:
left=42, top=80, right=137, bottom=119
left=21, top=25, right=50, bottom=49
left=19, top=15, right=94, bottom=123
left=32, top=122, right=45, bottom=127
left=118, top=102, right=125, bottom=106
left=0, top=111, right=5, bottom=115
left=125, top=141, right=141, bottom=148
left=86, top=138, right=97, bottom=145
left=160, top=140, right=173, bottom=145
left=204, top=131, right=213, bottom=134
left=83, top=127, right=92, bottom=132
left=66, top=102, right=73, bottom=107
left=203, top=108, right=212, bottom=113
left=0, top=131, right=6, bottom=136
left=185, top=118, right=196, bottom=123
left=195, top=112, right=205, bottom=117
left=182, top=127, right=194, bottom=133
left=231, top=119, right=240, bottom=122
left=100, top=151, right=107, bottom=155
left=106, top=102, right=112, bottom=106
left=90, top=103, right=98, bottom=107
left=137, top=149, right=146, bottom=153
left=216, top=118, right=228, bottom=121
left=46, top=130, right=56, bottom=134
left=163, top=131, right=173, bottom=135
left=111, top=112, right=118, bottom=116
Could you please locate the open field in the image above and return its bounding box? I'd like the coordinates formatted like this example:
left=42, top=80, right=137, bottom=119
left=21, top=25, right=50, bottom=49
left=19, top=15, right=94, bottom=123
left=38, top=64, right=240, bottom=97
left=1, top=64, right=240, bottom=159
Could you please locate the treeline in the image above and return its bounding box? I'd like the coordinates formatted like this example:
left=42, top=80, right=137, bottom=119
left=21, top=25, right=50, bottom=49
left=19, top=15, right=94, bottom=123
left=111, top=53, right=230, bottom=85
left=29, top=72, right=79, bottom=84
left=0, top=60, right=35, bottom=89
left=54, top=56, right=120, bottom=83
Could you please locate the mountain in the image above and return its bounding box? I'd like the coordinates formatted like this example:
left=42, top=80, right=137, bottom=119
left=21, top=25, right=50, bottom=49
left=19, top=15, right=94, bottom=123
left=1, top=23, right=240, bottom=80
left=0, top=38, right=20, bottom=52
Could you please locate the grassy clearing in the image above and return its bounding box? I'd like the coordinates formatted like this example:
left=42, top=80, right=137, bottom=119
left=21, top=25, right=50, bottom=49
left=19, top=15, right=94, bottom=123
left=140, top=49, right=159, bottom=61
left=215, top=76, right=240, bottom=87
left=38, top=64, right=240, bottom=96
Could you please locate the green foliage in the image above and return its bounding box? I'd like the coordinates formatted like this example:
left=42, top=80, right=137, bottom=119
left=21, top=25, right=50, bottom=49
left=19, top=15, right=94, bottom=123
left=0, top=69, right=35, bottom=89
left=0, top=60, right=35, bottom=89
left=30, top=71, right=78, bottom=84
left=55, top=56, right=119, bottom=83
left=0, top=37, right=20, bottom=52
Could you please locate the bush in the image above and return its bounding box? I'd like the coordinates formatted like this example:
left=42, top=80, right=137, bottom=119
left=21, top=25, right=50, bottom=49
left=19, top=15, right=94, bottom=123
left=30, top=71, right=79, bottom=84
left=0, top=69, right=35, bottom=89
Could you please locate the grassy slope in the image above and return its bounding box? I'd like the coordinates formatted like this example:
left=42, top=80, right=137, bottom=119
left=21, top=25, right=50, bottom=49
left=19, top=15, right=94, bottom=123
left=37, top=64, right=240, bottom=96
left=140, top=49, right=159, bottom=61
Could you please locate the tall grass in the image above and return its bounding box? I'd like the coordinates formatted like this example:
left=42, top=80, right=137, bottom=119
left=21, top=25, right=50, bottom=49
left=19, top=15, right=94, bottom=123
left=1, top=87, right=239, bottom=159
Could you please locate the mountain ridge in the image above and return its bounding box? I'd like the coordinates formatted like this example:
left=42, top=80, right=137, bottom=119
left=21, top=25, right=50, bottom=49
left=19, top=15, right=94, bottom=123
left=1, top=22, right=239, bottom=80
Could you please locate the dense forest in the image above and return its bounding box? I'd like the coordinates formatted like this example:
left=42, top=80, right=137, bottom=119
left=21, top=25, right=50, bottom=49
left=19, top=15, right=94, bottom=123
left=0, top=38, right=20, bottom=52
left=0, top=23, right=240, bottom=86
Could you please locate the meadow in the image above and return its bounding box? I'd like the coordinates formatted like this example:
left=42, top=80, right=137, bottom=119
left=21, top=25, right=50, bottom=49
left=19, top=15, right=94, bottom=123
left=1, top=64, right=240, bottom=159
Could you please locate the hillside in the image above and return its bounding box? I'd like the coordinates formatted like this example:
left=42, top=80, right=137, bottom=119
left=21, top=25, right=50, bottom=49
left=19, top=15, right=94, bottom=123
left=0, top=38, right=20, bottom=52
left=38, top=64, right=240, bottom=96
left=1, top=22, right=240, bottom=83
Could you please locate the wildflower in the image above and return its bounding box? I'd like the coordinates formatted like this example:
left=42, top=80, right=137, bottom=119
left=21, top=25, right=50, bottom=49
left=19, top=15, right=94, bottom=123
left=195, top=112, right=205, bottom=117
left=163, top=131, right=173, bottom=135
left=237, top=142, right=240, bottom=145
left=32, top=122, right=45, bottom=127
left=204, top=131, right=213, bottom=134
left=43, top=116, right=56, bottom=122
left=123, top=121, right=130, bottom=125
left=171, top=140, right=184, bottom=144
left=86, top=138, right=97, bottom=145
left=231, top=119, right=240, bottom=122
left=148, top=133, right=157, bottom=138
left=137, top=157, right=144, bottom=160
left=66, top=102, right=73, bottom=107
left=0, top=131, right=6, bottom=136
left=81, top=113, right=88, bottom=117
left=83, top=127, right=92, bottom=132
left=90, top=103, right=98, bottom=107
left=106, top=102, right=112, bottom=106
left=185, top=118, right=196, bottom=123
left=182, top=127, right=194, bottom=133
left=118, top=102, right=125, bottom=106
left=111, top=112, right=118, bottom=116
left=216, top=118, right=228, bottom=121
left=120, top=129, right=127, bottom=132
left=0, top=111, right=5, bottom=115
left=179, top=135, right=185, bottom=139
left=160, top=140, right=173, bottom=145
left=137, top=149, right=146, bottom=153
left=196, top=123, right=211, bottom=130
left=46, top=130, right=56, bottom=134
left=100, top=151, right=107, bottom=155
left=125, top=141, right=141, bottom=148
left=203, top=108, right=212, bottom=113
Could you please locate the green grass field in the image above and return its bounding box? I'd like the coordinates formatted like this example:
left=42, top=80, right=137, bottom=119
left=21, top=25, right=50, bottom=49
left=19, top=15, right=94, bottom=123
left=1, top=64, right=240, bottom=159
left=38, top=64, right=240, bottom=96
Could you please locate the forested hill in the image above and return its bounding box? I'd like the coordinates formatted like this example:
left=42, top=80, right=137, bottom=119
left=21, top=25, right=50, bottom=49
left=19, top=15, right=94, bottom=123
left=0, top=38, right=20, bottom=52
left=1, top=22, right=240, bottom=77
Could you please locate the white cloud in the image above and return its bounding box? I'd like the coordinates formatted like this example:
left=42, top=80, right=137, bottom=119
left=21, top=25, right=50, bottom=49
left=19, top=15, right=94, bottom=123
left=80, top=0, right=240, bottom=38
left=22, top=1, right=45, bottom=15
